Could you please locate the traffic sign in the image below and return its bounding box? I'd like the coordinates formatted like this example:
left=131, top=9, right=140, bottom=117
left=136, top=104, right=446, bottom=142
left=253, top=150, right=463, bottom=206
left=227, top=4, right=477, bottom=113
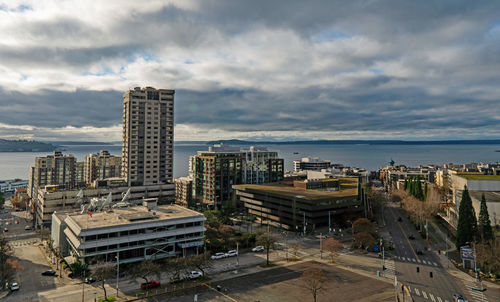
left=471, top=288, right=486, bottom=292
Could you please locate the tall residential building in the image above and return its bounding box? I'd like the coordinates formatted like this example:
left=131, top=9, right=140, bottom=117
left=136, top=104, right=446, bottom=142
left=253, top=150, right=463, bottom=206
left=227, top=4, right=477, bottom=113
left=190, top=145, right=284, bottom=208
left=174, top=176, right=193, bottom=207
left=28, top=151, right=77, bottom=197
left=84, top=150, right=121, bottom=184
left=122, top=87, right=175, bottom=186
left=293, top=157, right=331, bottom=172
left=75, top=162, right=85, bottom=187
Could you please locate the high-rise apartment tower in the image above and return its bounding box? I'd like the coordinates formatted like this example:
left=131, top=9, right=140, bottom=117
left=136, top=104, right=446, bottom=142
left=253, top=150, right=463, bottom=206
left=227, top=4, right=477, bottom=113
left=122, top=87, right=175, bottom=185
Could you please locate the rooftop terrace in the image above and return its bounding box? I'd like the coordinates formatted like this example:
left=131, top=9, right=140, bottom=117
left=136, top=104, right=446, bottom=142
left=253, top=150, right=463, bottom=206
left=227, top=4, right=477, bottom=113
left=458, top=174, right=500, bottom=180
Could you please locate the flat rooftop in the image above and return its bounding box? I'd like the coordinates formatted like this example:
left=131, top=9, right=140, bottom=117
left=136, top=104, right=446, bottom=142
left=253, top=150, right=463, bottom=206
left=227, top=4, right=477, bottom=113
left=458, top=174, right=500, bottom=180
left=67, top=204, right=204, bottom=230
left=234, top=177, right=358, bottom=200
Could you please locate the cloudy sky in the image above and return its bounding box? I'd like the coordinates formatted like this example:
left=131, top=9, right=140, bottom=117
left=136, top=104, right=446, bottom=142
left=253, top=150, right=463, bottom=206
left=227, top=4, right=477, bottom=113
left=0, top=0, right=499, bottom=142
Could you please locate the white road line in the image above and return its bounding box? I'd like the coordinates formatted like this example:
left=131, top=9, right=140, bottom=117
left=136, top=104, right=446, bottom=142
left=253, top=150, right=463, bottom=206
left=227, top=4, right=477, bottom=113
left=412, top=258, right=416, bottom=262
left=407, top=286, right=411, bottom=293
left=429, top=293, right=436, bottom=302
left=437, top=297, right=442, bottom=302
left=415, top=288, right=420, bottom=296
left=417, top=259, right=421, bottom=263
left=433, top=262, right=438, bottom=266
left=402, top=257, right=406, bottom=261
left=422, top=291, right=428, bottom=299
left=422, top=260, right=427, bottom=264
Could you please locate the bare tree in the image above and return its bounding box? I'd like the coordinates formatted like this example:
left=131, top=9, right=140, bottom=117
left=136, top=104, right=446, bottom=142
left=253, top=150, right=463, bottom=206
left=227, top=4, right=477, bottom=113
left=91, top=262, right=116, bottom=301
left=0, top=235, right=23, bottom=289
left=130, top=259, right=162, bottom=284
left=290, top=243, right=302, bottom=257
left=256, top=233, right=278, bottom=266
left=301, top=268, right=327, bottom=302
left=352, top=218, right=375, bottom=235
left=187, top=252, right=212, bottom=276
left=355, top=232, right=376, bottom=249
left=322, top=238, right=343, bottom=262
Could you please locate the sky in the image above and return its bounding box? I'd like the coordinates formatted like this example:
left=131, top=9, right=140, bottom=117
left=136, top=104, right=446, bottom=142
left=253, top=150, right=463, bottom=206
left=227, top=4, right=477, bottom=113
left=0, top=0, right=499, bottom=142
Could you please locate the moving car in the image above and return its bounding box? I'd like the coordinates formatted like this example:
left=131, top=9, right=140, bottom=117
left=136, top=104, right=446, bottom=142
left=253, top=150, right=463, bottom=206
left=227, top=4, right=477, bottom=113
left=10, top=282, right=19, bottom=291
left=408, top=235, right=415, bottom=240
left=416, top=249, right=424, bottom=255
left=24, top=225, right=31, bottom=230
left=186, top=271, right=203, bottom=280
left=397, top=217, right=402, bottom=222
left=141, top=280, right=160, bottom=289
left=84, top=277, right=96, bottom=284
left=211, top=252, right=227, bottom=260
left=252, top=246, right=264, bottom=252
left=226, top=250, right=238, bottom=257
left=453, top=293, right=467, bottom=302
left=41, top=270, right=56, bottom=276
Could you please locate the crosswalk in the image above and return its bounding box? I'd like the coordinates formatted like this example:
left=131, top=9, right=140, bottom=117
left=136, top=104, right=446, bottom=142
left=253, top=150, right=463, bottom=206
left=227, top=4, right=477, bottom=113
left=395, top=256, right=439, bottom=266
left=9, top=238, right=39, bottom=247
left=461, top=279, right=488, bottom=302
left=406, top=285, right=449, bottom=302
left=383, top=259, right=396, bottom=278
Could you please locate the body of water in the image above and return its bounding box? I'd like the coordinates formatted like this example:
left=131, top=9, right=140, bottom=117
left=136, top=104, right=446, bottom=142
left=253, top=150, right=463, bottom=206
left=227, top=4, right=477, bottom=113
left=0, top=143, right=499, bottom=181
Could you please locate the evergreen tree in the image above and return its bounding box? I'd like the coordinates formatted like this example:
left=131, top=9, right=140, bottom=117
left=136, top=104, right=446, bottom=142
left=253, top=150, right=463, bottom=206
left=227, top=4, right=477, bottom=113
left=424, top=182, right=428, bottom=200
left=455, top=187, right=478, bottom=250
left=415, top=177, right=424, bottom=200
left=477, top=193, right=493, bottom=242
left=404, top=178, right=408, bottom=191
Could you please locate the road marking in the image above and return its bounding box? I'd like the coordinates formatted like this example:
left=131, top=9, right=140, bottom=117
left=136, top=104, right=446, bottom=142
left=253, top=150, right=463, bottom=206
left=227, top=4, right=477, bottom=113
left=437, top=296, right=442, bottom=302
left=417, top=259, right=421, bottom=263
left=412, top=258, right=416, bottom=262
left=433, top=262, right=438, bottom=266
left=415, top=288, right=420, bottom=296
left=402, top=257, right=406, bottom=261
left=422, top=291, right=428, bottom=299
left=389, top=208, right=419, bottom=260
left=422, top=260, right=427, bottom=264
left=429, top=293, right=436, bottom=302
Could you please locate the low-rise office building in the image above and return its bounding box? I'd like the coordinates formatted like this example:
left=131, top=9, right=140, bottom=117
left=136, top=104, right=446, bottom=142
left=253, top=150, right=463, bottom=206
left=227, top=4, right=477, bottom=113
left=233, top=177, right=362, bottom=231
left=35, top=182, right=175, bottom=226
left=293, top=157, right=331, bottom=172
left=54, top=203, right=205, bottom=265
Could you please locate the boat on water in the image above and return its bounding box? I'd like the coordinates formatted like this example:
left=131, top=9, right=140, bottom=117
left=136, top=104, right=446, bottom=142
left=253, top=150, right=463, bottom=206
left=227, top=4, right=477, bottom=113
left=293, top=152, right=299, bottom=154
left=495, top=150, right=500, bottom=152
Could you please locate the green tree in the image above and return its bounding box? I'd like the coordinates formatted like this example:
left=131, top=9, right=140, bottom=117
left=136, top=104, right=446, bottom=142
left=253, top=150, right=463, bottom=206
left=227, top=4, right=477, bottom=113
left=456, top=187, right=478, bottom=250
left=477, top=193, right=493, bottom=242
left=0, top=192, right=4, bottom=209
left=69, top=260, right=88, bottom=277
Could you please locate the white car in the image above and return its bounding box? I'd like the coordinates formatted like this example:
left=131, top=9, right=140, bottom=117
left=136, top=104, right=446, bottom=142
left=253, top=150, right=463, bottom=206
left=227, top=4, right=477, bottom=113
left=186, top=271, right=203, bottom=280
left=10, top=282, right=19, bottom=291
left=252, top=246, right=264, bottom=252
left=226, top=250, right=238, bottom=257
left=211, top=252, right=226, bottom=260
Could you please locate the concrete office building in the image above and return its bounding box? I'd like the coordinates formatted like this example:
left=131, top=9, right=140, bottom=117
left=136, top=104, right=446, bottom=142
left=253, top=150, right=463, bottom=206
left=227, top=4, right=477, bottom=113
left=75, top=162, right=85, bottom=187
left=241, top=146, right=284, bottom=184
left=293, top=157, right=331, bottom=172
left=233, top=177, right=362, bottom=230
left=34, top=180, right=175, bottom=225
left=57, top=203, right=205, bottom=265
left=28, top=151, right=77, bottom=198
left=122, top=87, right=175, bottom=186
left=84, top=150, right=122, bottom=184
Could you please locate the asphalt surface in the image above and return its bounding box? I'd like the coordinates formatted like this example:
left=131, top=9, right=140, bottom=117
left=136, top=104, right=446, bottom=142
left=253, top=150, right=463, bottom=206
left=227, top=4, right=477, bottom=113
left=386, top=206, right=469, bottom=302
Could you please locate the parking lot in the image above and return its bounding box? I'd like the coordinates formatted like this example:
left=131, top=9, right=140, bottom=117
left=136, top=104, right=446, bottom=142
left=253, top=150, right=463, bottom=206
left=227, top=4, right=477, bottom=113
left=147, top=261, right=395, bottom=302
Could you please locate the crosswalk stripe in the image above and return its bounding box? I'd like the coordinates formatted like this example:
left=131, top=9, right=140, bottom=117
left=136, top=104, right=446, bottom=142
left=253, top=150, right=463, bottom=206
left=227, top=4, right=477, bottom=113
left=417, top=259, right=421, bottom=263
left=429, top=293, right=435, bottom=302
left=422, top=260, right=427, bottom=264
left=422, top=291, right=428, bottom=299
left=415, top=288, right=420, bottom=296
left=412, top=258, right=416, bottom=262
left=437, top=297, right=442, bottom=302
left=433, top=262, right=438, bottom=266
left=402, top=257, right=406, bottom=261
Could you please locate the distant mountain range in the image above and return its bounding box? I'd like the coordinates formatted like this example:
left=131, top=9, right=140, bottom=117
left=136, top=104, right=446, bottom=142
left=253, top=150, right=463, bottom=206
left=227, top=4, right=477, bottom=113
left=205, top=139, right=500, bottom=145
left=0, top=139, right=57, bottom=152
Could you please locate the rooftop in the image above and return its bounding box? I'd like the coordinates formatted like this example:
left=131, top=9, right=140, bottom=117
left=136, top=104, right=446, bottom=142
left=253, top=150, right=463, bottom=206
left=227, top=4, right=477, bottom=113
left=67, top=204, right=204, bottom=230
left=457, top=174, right=500, bottom=180
left=234, top=177, right=358, bottom=200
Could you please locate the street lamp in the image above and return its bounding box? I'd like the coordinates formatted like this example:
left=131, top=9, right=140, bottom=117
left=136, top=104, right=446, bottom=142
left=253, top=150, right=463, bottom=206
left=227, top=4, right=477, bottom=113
left=115, top=254, right=120, bottom=298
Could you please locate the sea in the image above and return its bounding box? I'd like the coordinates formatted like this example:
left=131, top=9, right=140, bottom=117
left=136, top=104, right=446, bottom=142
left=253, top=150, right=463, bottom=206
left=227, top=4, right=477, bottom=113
left=0, top=143, right=499, bottom=181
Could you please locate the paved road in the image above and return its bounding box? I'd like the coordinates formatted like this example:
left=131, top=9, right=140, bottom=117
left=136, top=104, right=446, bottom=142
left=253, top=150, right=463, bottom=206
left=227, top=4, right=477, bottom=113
left=386, top=206, right=470, bottom=302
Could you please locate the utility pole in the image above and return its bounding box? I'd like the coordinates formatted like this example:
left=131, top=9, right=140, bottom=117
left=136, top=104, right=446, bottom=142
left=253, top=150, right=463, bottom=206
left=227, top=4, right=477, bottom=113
left=303, top=212, right=306, bottom=236
left=82, top=269, right=85, bottom=302
left=116, top=253, right=120, bottom=298
left=319, top=233, right=323, bottom=259
left=236, top=242, right=239, bottom=267
left=328, top=211, right=331, bottom=233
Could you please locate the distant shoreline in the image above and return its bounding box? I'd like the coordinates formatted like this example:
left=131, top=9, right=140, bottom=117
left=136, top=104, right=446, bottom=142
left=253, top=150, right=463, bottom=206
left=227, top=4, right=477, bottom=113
left=202, top=139, right=500, bottom=146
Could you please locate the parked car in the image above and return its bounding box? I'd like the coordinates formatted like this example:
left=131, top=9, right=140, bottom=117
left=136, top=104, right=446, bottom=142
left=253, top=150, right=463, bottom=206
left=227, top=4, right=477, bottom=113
left=3, top=228, right=7, bottom=232
left=408, top=235, right=415, bottom=240
left=24, top=225, right=31, bottom=231
left=186, top=271, right=203, bottom=280
left=84, top=277, right=96, bottom=284
left=416, top=249, right=424, bottom=255
left=10, top=282, right=19, bottom=291
left=252, top=246, right=264, bottom=252
left=141, top=280, right=160, bottom=289
left=211, top=252, right=227, bottom=260
left=397, top=217, right=402, bottom=222
left=453, top=293, right=467, bottom=302
left=41, top=270, right=56, bottom=276
left=226, top=250, right=238, bottom=257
